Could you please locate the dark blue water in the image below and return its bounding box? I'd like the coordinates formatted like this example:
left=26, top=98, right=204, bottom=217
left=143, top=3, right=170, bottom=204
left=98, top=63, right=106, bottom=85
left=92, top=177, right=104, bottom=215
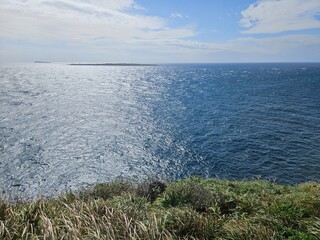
left=0, top=63, right=319, bottom=198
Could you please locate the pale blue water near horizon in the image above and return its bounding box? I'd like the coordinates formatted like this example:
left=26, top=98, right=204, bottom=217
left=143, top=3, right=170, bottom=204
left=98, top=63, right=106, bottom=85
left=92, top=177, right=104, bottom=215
left=0, top=62, right=319, bottom=199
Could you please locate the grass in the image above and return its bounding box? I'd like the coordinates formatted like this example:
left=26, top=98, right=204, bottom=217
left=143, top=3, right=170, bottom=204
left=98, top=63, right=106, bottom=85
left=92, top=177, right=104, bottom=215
left=1, top=177, right=319, bottom=239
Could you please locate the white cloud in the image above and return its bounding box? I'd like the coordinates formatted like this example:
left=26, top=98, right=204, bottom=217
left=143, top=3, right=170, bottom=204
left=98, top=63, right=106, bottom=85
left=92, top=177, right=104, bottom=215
left=241, top=0, right=320, bottom=34
left=87, top=33, right=320, bottom=58
left=0, top=0, right=195, bottom=42
left=170, top=12, right=186, bottom=19
left=1, top=33, right=319, bottom=63
left=0, top=0, right=319, bottom=62
left=226, top=34, right=320, bottom=55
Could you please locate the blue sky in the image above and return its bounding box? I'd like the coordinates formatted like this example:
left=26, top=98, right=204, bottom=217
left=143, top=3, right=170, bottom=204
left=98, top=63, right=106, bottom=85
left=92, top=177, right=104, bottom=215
left=0, top=0, right=320, bottom=63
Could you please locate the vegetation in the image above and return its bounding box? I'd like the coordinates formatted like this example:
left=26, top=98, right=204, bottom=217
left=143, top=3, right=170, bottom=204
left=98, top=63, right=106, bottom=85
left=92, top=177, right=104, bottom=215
left=1, top=177, right=319, bottom=239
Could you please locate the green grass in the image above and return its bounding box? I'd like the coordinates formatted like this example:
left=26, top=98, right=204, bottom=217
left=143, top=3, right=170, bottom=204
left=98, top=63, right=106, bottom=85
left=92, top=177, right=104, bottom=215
left=1, top=177, right=319, bottom=239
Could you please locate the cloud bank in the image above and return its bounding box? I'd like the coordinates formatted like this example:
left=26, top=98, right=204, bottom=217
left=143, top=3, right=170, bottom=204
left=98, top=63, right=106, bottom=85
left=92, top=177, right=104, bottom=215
left=0, top=0, right=320, bottom=62
left=241, top=0, right=320, bottom=34
left=0, top=0, right=195, bottom=42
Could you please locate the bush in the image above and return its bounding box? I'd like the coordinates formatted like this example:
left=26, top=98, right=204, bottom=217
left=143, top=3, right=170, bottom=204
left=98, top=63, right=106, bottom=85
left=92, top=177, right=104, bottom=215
left=79, top=179, right=134, bottom=200
left=159, top=177, right=219, bottom=212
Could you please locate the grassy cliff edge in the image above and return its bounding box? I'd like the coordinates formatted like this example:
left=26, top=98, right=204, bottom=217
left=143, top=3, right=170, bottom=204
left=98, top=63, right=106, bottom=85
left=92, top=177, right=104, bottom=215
left=1, top=177, right=319, bottom=239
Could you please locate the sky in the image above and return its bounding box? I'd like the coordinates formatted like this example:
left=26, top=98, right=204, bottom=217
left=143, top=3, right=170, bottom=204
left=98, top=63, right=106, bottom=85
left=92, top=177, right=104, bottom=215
left=0, top=0, right=320, bottom=63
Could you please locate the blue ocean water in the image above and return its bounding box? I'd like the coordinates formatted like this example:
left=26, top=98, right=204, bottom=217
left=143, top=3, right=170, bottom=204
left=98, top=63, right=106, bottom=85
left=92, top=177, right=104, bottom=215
left=0, top=63, right=319, bottom=198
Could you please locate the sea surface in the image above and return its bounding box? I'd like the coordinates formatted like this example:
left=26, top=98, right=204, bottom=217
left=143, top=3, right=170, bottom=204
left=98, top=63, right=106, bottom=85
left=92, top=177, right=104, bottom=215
left=1, top=63, right=319, bottom=199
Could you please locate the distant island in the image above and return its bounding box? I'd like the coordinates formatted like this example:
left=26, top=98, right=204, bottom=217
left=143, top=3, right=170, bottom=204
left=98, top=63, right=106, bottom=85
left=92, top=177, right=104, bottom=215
left=69, top=63, right=157, bottom=66
left=34, top=61, right=51, bottom=63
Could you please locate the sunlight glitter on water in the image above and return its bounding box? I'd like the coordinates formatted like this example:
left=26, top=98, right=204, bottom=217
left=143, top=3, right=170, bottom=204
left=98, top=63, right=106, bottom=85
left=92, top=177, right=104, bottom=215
left=1, top=63, right=320, bottom=199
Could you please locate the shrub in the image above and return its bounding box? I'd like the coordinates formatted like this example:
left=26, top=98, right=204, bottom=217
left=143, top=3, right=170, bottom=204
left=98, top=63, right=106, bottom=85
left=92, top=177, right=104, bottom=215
left=79, top=179, right=134, bottom=200
left=159, top=178, right=219, bottom=212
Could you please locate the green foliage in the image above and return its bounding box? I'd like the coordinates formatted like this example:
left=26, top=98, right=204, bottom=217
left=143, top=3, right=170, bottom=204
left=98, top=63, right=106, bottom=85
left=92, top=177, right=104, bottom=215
left=158, top=177, right=219, bottom=212
left=270, top=202, right=306, bottom=223
left=79, top=179, right=134, bottom=200
left=162, top=207, right=210, bottom=238
left=0, top=177, right=319, bottom=239
left=0, top=199, right=7, bottom=221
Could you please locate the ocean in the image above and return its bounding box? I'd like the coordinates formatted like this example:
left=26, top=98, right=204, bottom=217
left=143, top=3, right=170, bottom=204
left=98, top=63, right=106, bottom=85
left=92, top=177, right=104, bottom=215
left=1, top=63, right=319, bottom=199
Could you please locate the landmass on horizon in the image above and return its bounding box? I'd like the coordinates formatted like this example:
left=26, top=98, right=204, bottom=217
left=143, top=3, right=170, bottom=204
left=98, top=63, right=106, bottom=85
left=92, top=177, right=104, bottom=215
left=34, top=61, right=51, bottom=63
left=69, top=63, right=157, bottom=66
